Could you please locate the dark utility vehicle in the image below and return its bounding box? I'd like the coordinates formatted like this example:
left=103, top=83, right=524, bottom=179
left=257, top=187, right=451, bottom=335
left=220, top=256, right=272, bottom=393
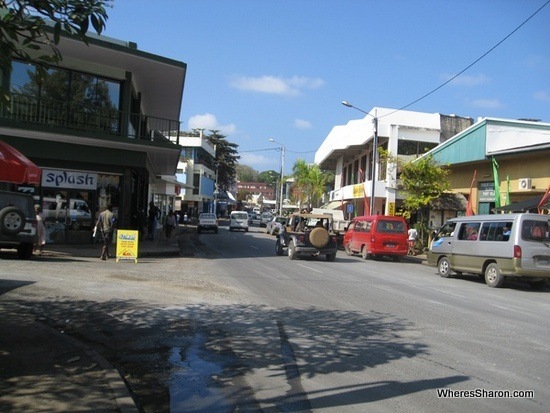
left=275, top=213, right=338, bottom=261
left=0, top=190, right=38, bottom=259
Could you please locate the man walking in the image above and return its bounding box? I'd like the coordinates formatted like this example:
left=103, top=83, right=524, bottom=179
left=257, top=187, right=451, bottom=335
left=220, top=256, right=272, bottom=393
left=98, top=203, right=115, bottom=260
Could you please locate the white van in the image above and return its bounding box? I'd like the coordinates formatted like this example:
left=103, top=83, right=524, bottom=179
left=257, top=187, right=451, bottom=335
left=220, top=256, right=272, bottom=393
left=229, top=211, right=249, bottom=232
left=427, top=213, right=550, bottom=288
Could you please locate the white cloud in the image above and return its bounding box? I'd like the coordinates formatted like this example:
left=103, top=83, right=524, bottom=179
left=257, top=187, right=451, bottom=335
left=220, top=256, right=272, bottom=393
left=238, top=152, right=278, bottom=169
left=533, top=90, right=550, bottom=103
left=230, top=75, right=325, bottom=96
left=187, top=113, right=236, bottom=135
left=469, top=98, right=504, bottom=109
left=294, top=118, right=312, bottom=129
left=443, top=73, right=491, bottom=86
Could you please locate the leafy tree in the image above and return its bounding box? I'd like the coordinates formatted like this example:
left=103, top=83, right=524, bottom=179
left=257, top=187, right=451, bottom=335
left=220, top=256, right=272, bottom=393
left=1, top=0, right=112, bottom=102
left=291, top=159, right=333, bottom=210
left=207, top=130, right=240, bottom=192
left=380, top=149, right=451, bottom=248
left=235, top=164, right=258, bottom=182
left=258, top=170, right=279, bottom=188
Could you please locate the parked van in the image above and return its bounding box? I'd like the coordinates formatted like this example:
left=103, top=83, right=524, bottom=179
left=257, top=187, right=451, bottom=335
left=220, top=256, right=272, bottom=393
left=229, top=211, right=249, bottom=232
left=343, top=215, right=408, bottom=261
left=427, top=213, right=550, bottom=288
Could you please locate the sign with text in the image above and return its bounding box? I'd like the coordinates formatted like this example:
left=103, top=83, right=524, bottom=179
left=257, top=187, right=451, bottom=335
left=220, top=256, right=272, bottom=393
left=115, top=230, right=139, bottom=263
left=42, top=169, right=98, bottom=190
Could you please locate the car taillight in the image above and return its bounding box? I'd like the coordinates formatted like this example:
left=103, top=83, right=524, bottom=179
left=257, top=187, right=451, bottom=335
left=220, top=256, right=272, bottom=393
left=514, top=245, right=522, bottom=259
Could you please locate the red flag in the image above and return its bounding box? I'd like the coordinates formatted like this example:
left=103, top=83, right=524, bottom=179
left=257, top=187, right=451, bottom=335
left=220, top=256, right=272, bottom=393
left=340, top=171, right=344, bottom=211
left=359, top=168, right=370, bottom=215
left=538, top=185, right=550, bottom=214
left=466, top=170, right=477, bottom=216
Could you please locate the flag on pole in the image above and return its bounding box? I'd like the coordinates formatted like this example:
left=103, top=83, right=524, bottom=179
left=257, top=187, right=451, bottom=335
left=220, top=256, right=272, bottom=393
left=538, top=185, right=550, bottom=214
left=358, top=168, right=370, bottom=215
left=466, top=170, right=477, bottom=216
left=491, top=157, right=501, bottom=208
left=505, top=175, right=511, bottom=206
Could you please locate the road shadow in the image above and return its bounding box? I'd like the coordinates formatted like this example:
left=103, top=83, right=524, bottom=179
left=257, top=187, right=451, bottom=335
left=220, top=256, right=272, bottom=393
left=1, top=297, right=468, bottom=412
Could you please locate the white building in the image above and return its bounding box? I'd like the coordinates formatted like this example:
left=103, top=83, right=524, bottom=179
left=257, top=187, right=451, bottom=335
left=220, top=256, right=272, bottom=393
left=315, top=107, right=472, bottom=218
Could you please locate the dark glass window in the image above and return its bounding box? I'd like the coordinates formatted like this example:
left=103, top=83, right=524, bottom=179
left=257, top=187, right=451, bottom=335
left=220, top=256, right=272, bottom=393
left=398, top=140, right=438, bottom=156
left=9, top=60, right=120, bottom=133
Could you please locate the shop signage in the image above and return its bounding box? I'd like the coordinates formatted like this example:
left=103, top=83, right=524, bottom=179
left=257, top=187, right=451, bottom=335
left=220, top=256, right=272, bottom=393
left=115, top=230, right=139, bottom=263
left=42, top=169, right=98, bottom=190
left=479, top=181, right=495, bottom=202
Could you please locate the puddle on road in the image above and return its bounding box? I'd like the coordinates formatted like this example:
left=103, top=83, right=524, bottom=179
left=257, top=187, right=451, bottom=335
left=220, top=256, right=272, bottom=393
left=168, top=333, right=232, bottom=413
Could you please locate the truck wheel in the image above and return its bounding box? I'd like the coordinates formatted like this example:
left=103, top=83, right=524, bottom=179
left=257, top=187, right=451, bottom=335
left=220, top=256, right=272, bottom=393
left=438, top=257, right=452, bottom=278
left=310, top=227, right=329, bottom=248
left=326, top=252, right=336, bottom=262
left=0, top=206, right=26, bottom=235
left=288, top=240, right=297, bottom=260
left=485, top=263, right=504, bottom=288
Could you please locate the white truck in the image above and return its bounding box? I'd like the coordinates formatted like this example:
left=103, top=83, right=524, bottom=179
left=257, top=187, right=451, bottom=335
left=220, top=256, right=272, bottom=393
left=311, top=208, right=350, bottom=247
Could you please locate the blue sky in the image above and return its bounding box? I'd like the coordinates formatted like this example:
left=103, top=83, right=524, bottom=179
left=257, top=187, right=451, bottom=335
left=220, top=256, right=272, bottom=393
left=102, top=0, right=550, bottom=174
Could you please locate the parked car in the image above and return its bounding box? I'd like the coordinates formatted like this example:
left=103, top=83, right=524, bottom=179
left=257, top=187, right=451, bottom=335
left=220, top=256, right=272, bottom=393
left=266, top=216, right=287, bottom=235
left=275, top=212, right=338, bottom=261
left=248, top=212, right=261, bottom=226
left=197, top=213, right=218, bottom=234
left=42, top=197, right=92, bottom=230
left=260, top=212, right=273, bottom=227
left=343, top=215, right=408, bottom=261
left=229, top=211, right=249, bottom=232
left=0, top=190, right=38, bottom=259
left=427, top=213, right=550, bottom=288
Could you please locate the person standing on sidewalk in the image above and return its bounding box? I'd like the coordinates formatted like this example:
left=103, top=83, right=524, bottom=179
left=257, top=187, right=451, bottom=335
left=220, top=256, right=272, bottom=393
left=34, top=204, right=46, bottom=255
left=97, top=203, right=115, bottom=260
left=165, top=210, right=175, bottom=238
left=147, top=201, right=160, bottom=240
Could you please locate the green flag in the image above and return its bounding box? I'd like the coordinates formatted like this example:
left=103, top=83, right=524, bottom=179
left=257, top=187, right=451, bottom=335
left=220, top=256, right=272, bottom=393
left=505, top=175, right=511, bottom=206
left=492, top=157, right=501, bottom=208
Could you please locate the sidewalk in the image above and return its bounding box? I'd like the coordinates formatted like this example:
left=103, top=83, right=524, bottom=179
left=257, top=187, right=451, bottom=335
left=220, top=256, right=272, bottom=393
left=43, top=224, right=192, bottom=259
left=0, top=225, right=195, bottom=412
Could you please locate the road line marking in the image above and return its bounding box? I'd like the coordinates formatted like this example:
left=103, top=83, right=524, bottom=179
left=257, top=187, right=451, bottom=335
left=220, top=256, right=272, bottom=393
left=297, top=263, right=323, bottom=273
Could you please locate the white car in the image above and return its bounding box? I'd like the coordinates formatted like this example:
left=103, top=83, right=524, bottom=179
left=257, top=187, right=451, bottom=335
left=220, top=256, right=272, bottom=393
left=197, top=213, right=218, bottom=233
left=260, top=212, right=273, bottom=227
left=229, top=211, right=249, bottom=232
left=266, top=216, right=287, bottom=235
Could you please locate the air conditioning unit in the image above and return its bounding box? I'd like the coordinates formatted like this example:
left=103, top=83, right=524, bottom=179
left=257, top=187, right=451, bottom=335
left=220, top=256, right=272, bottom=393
left=518, top=178, right=532, bottom=191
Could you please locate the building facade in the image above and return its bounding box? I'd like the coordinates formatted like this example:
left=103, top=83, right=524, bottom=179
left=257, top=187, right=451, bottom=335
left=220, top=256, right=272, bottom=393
left=315, top=107, right=473, bottom=219
left=1, top=32, right=187, bottom=243
left=425, top=117, right=550, bottom=228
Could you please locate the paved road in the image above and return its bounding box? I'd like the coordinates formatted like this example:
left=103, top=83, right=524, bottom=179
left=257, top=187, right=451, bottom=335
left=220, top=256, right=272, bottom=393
left=1, top=224, right=549, bottom=412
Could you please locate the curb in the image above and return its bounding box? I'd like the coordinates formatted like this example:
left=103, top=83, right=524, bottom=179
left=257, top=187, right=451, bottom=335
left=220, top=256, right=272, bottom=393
left=35, top=321, right=138, bottom=413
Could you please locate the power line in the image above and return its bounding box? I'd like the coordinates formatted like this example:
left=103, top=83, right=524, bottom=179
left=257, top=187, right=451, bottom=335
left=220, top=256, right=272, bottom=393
left=385, top=0, right=550, bottom=117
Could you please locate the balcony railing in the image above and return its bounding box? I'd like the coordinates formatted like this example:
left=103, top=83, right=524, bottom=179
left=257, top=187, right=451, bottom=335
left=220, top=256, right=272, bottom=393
left=0, top=93, right=180, bottom=144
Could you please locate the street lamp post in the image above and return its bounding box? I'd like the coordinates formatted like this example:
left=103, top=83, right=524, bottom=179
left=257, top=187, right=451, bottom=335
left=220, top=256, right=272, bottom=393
left=342, top=101, right=378, bottom=215
left=269, top=138, right=285, bottom=215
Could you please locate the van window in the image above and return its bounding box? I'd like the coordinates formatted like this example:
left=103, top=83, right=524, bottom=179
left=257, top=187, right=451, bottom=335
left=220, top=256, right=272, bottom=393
left=479, top=221, right=513, bottom=241
left=434, top=221, right=456, bottom=240
left=377, top=219, right=405, bottom=234
left=522, top=220, right=549, bottom=242
left=458, top=223, right=480, bottom=241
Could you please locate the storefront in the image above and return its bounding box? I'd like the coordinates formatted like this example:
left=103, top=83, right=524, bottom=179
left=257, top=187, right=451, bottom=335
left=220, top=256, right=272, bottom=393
left=37, top=168, right=121, bottom=244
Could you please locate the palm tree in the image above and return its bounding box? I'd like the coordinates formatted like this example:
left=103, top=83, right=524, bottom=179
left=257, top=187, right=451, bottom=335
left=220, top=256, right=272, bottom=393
left=291, top=159, right=333, bottom=210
